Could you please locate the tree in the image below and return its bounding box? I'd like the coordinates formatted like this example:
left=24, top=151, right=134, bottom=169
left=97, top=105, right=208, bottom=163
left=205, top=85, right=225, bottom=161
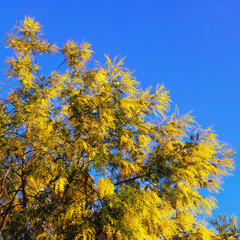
left=0, top=16, right=236, bottom=239
left=210, top=214, right=240, bottom=239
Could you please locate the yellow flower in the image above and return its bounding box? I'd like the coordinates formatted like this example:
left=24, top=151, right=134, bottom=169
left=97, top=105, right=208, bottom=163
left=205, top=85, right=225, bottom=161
left=97, top=178, right=114, bottom=198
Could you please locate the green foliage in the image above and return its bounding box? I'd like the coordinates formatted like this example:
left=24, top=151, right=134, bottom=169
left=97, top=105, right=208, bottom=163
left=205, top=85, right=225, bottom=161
left=0, top=16, right=237, bottom=239
left=210, top=214, right=240, bottom=239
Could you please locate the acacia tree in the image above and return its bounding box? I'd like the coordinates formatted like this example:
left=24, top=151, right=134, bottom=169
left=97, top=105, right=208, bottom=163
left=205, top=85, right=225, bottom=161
left=0, top=17, right=236, bottom=239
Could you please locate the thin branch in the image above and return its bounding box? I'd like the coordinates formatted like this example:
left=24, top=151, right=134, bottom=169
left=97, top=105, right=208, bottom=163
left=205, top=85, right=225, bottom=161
left=114, top=174, right=144, bottom=186
left=55, top=60, right=66, bottom=72
left=0, top=165, right=12, bottom=198
left=0, top=186, right=21, bottom=231
left=0, top=82, right=15, bottom=88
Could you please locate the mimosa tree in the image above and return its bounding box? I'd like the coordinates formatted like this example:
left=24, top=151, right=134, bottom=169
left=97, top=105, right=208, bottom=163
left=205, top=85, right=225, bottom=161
left=0, top=17, right=236, bottom=239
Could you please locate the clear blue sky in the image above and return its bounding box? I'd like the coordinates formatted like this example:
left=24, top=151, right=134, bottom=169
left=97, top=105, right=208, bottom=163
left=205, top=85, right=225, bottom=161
left=1, top=0, right=239, bottom=221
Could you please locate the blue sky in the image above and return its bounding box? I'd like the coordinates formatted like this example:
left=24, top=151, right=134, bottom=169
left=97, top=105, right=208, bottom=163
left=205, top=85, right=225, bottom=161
left=0, top=0, right=239, bottom=221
